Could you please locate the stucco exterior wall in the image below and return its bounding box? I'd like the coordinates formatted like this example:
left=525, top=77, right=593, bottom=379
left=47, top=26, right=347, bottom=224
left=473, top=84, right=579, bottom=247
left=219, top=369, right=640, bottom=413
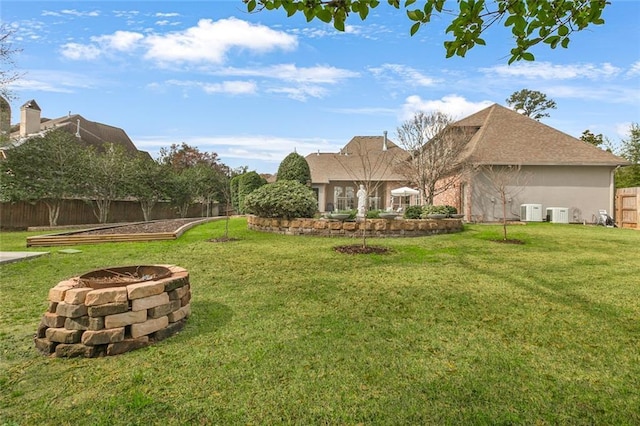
left=469, top=165, right=616, bottom=223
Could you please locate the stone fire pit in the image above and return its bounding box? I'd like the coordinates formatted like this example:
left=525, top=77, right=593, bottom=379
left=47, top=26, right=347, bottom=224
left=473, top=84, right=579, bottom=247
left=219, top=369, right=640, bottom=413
left=34, top=264, right=191, bottom=358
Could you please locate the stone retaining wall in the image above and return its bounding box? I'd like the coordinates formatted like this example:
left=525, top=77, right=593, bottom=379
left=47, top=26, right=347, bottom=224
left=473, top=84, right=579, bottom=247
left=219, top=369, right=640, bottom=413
left=247, top=215, right=463, bottom=237
left=34, top=264, right=191, bottom=358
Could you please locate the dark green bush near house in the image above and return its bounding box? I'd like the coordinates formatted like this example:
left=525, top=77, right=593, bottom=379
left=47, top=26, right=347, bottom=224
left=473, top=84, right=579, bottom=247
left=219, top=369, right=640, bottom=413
left=236, top=171, right=267, bottom=213
left=277, top=152, right=311, bottom=185
left=444, top=205, right=458, bottom=216
left=403, top=205, right=423, bottom=219
left=244, top=180, right=318, bottom=219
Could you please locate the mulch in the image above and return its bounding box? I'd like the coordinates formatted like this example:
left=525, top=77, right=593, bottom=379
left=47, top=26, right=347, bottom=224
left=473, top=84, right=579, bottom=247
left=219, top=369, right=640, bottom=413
left=333, top=245, right=391, bottom=255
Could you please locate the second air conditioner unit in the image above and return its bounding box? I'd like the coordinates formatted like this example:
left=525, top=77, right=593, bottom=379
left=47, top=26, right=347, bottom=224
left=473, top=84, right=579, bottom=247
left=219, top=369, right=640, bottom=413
left=520, top=204, right=543, bottom=222
left=546, top=207, right=569, bottom=223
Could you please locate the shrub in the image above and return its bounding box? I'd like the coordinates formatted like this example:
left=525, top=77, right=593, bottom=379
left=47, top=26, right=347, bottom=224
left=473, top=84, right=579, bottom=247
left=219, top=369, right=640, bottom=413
left=244, top=180, right=318, bottom=219
left=444, top=205, right=458, bottom=216
left=421, top=205, right=450, bottom=217
left=403, top=205, right=423, bottom=219
left=276, top=152, right=311, bottom=185
left=237, top=171, right=267, bottom=213
left=366, top=209, right=381, bottom=219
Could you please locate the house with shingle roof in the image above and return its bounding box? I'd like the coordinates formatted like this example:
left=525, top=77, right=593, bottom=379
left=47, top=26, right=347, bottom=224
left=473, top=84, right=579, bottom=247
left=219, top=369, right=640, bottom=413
left=434, top=103, right=630, bottom=223
left=305, top=134, right=410, bottom=212
left=1, top=99, right=147, bottom=159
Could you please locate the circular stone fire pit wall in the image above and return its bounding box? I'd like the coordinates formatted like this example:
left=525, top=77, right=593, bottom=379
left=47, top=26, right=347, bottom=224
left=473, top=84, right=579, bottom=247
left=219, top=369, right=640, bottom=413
left=34, top=264, right=191, bottom=358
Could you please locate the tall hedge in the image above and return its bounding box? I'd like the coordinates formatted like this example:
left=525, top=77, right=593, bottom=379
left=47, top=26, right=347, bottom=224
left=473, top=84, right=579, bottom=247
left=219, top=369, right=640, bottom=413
left=244, top=180, right=318, bottom=219
left=236, top=171, right=267, bottom=213
left=276, top=152, right=311, bottom=185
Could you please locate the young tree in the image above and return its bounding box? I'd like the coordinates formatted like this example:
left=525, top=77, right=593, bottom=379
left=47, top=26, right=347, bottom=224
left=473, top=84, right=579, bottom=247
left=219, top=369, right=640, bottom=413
left=395, top=111, right=474, bottom=205
left=479, top=164, right=529, bottom=241
left=0, top=129, right=88, bottom=226
left=158, top=142, right=221, bottom=170
left=580, top=129, right=614, bottom=152
left=506, top=89, right=557, bottom=120
left=334, top=137, right=399, bottom=248
left=244, top=1, right=608, bottom=63
left=277, top=152, right=311, bottom=185
left=616, top=123, right=640, bottom=189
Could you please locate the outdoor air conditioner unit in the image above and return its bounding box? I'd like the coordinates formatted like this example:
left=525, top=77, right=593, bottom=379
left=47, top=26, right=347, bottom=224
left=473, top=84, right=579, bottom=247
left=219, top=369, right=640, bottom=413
left=546, top=207, right=569, bottom=224
left=520, top=204, right=543, bottom=222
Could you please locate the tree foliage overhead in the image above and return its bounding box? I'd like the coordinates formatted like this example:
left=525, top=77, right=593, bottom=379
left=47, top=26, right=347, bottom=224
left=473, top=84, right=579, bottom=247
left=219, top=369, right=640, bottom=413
left=506, top=89, right=557, bottom=120
left=244, top=0, right=608, bottom=63
left=276, top=151, right=311, bottom=185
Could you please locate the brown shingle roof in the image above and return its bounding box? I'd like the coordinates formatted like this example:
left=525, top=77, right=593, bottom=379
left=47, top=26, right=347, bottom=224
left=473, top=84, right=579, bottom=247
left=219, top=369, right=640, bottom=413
left=305, top=136, right=407, bottom=184
left=455, top=103, right=629, bottom=166
left=41, top=114, right=140, bottom=154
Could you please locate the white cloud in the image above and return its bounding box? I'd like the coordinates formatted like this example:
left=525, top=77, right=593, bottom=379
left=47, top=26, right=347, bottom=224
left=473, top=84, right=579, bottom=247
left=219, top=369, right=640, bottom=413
left=369, top=63, right=439, bottom=87
left=60, top=42, right=102, bottom=60
left=164, top=79, right=257, bottom=95
left=61, top=9, right=101, bottom=17
left=9, top=70, right=96, bottom=93
left=133, top=134, right=341, bottom=168
left=214, top=64, right=358, bottom=83
left=92, top=31, right=144, bottom=51
left=202, top=81, right=257, bottom=95
left=483, top=61, right=622, bottom=80
left=143, top=18, right=298, bottom=65
left=58, top=17, right=297, bottom=65
left=400, top=95, right=493, bottom=120
left=266, top=85, right=328, bottom=101
left=627, top=61, right=640, bottom=76
left=155, top=13, right=180, bottom=18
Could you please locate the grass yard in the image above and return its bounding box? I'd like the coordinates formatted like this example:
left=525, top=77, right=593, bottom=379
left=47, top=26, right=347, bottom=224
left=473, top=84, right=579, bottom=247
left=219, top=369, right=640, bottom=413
left=1, top=218, right=639, bottom=425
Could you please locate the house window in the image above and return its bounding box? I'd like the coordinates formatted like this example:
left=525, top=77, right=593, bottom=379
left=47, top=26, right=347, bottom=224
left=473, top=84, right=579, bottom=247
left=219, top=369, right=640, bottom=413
left=334, top=185, right=355, bottom=211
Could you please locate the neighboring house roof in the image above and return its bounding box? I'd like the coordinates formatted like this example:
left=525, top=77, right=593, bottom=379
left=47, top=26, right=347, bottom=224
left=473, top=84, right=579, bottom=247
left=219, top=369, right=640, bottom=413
left=9, top=114, right=141, bottom=155
left=455, top=103, right=629, bottom=167
left=305, top=136, right=407, bottom=184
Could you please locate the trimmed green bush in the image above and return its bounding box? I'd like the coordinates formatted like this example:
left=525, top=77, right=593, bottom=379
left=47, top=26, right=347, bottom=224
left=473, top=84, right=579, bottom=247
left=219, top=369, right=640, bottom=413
left=244, top=180, right=318, bottom=219
left=237, top=171, right=267, bottom=213
left=366, top=209, right=381, bottom=219
left=421, top=205, right=450, bottom=217
left=403, top=205, right=423, bottom=219
left=444, top=205, right=458, bottom=216
left=277, top=152, right=311, bottom=185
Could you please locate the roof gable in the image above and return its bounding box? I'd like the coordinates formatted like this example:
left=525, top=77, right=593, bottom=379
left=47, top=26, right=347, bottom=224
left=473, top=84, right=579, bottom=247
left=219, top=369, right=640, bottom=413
left=456, top=104, right=629, bottom=167
left=305, top=136, right=407, bottom=184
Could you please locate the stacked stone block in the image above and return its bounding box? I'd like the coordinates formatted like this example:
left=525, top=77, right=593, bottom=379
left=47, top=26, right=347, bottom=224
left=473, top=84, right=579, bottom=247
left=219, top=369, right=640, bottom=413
left=247, top=215, right=463, bottom=237
left=34, top=265, right=191, bottom=358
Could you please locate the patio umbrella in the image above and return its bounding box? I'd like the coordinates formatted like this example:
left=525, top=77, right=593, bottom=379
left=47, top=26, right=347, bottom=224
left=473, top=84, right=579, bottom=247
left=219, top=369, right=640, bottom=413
left=390, top=187, right=420, bottom=197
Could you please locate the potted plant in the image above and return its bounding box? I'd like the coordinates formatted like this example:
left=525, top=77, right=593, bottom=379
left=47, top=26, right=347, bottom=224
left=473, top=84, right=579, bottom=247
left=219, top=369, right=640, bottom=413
left=421, top=205, right=449, bottom=219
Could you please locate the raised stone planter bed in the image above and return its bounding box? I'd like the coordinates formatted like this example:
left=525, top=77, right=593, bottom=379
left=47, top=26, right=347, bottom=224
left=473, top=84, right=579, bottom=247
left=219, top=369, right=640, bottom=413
left=34, top=264, right=191, bottom=358
left=247, top=215, right=463, bottom=237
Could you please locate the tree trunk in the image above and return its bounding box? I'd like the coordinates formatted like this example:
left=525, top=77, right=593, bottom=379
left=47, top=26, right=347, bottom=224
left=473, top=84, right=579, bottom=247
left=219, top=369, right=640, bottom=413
left=140, top=200, right=155, bottom=222
left=93, top=199, right=111, bottom=223
left=43, top=200, right=61, bottom=226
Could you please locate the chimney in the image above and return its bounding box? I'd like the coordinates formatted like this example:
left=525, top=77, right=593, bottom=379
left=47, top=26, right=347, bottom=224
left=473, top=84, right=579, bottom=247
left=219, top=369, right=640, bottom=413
left=383, top=130, right=388, bottom=151
left=20, top=100, right=42, bottom=137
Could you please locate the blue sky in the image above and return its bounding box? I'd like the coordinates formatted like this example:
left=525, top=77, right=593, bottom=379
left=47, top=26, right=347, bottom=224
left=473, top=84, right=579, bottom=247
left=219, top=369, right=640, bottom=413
left=3, top=1, right=639, bottom=174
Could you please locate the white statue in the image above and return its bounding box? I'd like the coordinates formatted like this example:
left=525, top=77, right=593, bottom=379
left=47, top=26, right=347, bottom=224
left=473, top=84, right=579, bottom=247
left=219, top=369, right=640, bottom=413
left=356, top=184, right=367, bottom=217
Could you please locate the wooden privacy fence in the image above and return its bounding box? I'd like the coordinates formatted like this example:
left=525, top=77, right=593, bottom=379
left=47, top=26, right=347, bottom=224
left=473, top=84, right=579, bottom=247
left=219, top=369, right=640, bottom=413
left=0, top=198, right=219, bottom=230
left=616, top=187, right=640, bottom=229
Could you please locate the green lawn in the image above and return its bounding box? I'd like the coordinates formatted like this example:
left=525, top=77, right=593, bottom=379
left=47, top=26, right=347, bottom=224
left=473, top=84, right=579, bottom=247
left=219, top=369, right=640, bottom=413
left=1, top=219, right=639, bottom=425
